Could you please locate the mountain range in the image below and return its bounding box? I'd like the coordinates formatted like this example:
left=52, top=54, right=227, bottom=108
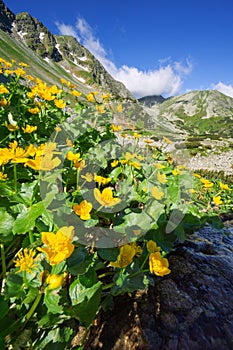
left=1, top=0, right=233, bottom=139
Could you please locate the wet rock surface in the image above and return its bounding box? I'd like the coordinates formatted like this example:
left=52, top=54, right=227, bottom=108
left=85, top=223, right=233, bottom=350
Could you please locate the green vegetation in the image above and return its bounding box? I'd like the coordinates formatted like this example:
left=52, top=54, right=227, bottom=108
left=0, top=59, right=232, bottom=349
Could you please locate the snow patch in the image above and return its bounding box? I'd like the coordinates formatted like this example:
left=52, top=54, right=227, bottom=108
left=61, top=65, right=71, bottom=74
left=39, top=32, right=45, bottom=41
left=78, top=56, right=87, bottom=61
left=43, top=57, right=50, bottom=63
left=17, top=31, right=28, bottom=39
left=73, top=74, right=86, bottom=83
left=55, top=44, right=62, bottom=55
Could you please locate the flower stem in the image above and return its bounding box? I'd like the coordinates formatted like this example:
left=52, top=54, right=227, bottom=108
left=102, top=282, right=114, bottom=290
left=0, top=244, right=6, bottom=279
left=29, top=231, right=34, bottom=244
left=24, top=291, right=42, bottom=325
left=13, top=164, right=17, bottom=192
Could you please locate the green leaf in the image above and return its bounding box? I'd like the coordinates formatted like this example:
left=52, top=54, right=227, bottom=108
left=98, top=247, right=119, bottom=262
left=112, top=269, right=149, bottom=296
left=67, top=247, right=94, bottom=275
left=79, top=268, right=97, bottom=288
left=13, top=201, right=46, bottom=234
left=0, top=208, right=14, bottom=241
left=0, top=296, right=8, bottom=320
left=4, top=273, right=25, bottom=299
left=70, top=281, right=102, bottom=327
left=44, top=289, right=63, bottom=314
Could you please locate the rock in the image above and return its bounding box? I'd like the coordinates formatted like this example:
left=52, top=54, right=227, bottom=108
left=84, top=223, right=233, bottom=350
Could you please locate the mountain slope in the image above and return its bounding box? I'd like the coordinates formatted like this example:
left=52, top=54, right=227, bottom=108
left=141, top=90, right=233, bottom=137
left=0, top=0, right=133, bottom=100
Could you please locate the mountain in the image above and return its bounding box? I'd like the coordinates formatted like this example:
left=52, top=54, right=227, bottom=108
left=140, top=90, right=233, bottom=137
left=0, top=0, right=133, bottom=100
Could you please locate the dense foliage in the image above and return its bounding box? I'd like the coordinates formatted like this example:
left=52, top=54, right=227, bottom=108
left=0, top=58, right=232, bottom=349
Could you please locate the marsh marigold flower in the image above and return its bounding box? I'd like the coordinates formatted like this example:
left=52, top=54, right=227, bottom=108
left=28, top=107, right=40, bottom=114
left=73, top=200, right=92, bottom=220
left=149, top=252, right=171, bottom=276
left=110, top=244, right=136, bottom=268
left=54, top=99, right=66, bottom=109
left=94, top=187, right=121, bottom=207
left=219, top=182, right=231, bottom=191
left=25, top=153, right=61, bottom=171
left=0, top=172, right=7, bottom=180
left=151, top=186, right=164, bottom=200
left=157, top=171, right=167, bottom=184
left=146, top=240, right=161, bottom=253
left=22, top=124, right=37, bottom=133
left=213, top=196, right=223, bottom=206
left=0, top=85, right=9, bottom=94
left=81, top=172, right=93, bottom=182
left=201, top=178, right=213, bottom=188
left=94, top=174, right=111, bottom=185
left=14, top=248, right=38, bottom=273
left=38, top=226, right=74, bottom=265
left=46, top=274, right=64, bottom=290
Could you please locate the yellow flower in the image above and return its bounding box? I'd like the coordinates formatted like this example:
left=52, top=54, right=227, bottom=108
left=144, top=139, right=153, bottom=144
left=110, top=244, right=136, bottom=268
left=133, top=132, right=140, bottom=139
left=7, top=124, right=19, bottom=131
left=0, top=172, right=7, bottom=180
left=157, top=171, right=167, bottom=184
left=25, top=75, right=34, bottom=81
left=219, top=182, right=231, bottom=191
left=49, top=85, right=62, bottom=95
left=193, top=173, right=202, bottom=178
left=213, top=196, right=223, bottom=206
left=66, top=150, right=82, bottom=162
left=13, top=68, right=26, bottom=76
left=0, top=85, right=9, bottom=94
left=96, top=104, right=105, bottom=114
left=19, top=62, right=28, bottom=67
left=149, top=252, right=171, bottom=276
left=111, top=124, right=122, bottom=132
left=71, top=90, right=82, bottom=97
left=22, top=124, right=37, bottom=133
left=101, top=93, right=111, bottom=99
left=46, top=274, right=64, bottom=290
left=201, top=179, right=213, bottom=188
left=60, top=78, right=67, bottom=84
left=54, top=99, right=66, bottom=109
left=154, top=163, right=165, bottom=169
left=151, top=186, right=164, bottom=200
left=111, top=160, right=119, bottom=167
left=73, top=200, right=93, bottom=220
left=25, top=153, right=61, bottom=171
left=14, top=248, right=38, bottom=273
left=81, top=172, right=93, bottom=182
left=94, top=188, right=121, bottom=206
left=0, top=98, right=8, bottom=107
left=172, top=169, right=183, bottom=175
left=116, top=104, right=123, bottom=113
left=86, top=93, right=95, bottom=102
left=129, top=161, right=141, bottom=170
left=28, top=107, right=40, bottom=114
left=38, top=226, right=74, bottom=265
left=163, top=136, right=172, bottom=144
left=94, top=174, right=111, bottom=185
left=54, top=126, right=62, bottom=132
left=146, top=240, right=161, bottom=253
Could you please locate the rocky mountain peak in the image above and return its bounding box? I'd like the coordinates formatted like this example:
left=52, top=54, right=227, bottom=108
left=12, top=12, right=62, bottom=62
left=0, top=0, right=15, bottom=33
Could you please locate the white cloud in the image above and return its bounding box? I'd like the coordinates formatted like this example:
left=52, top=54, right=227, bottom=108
left=212, top=82, right=233, bottom=98
left=56, top=18, right=193, bottom=98
left=55, top=22, right=79, bottom=39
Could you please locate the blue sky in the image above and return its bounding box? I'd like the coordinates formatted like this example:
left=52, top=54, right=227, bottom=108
left=4, top=0, right=233, bottom=98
